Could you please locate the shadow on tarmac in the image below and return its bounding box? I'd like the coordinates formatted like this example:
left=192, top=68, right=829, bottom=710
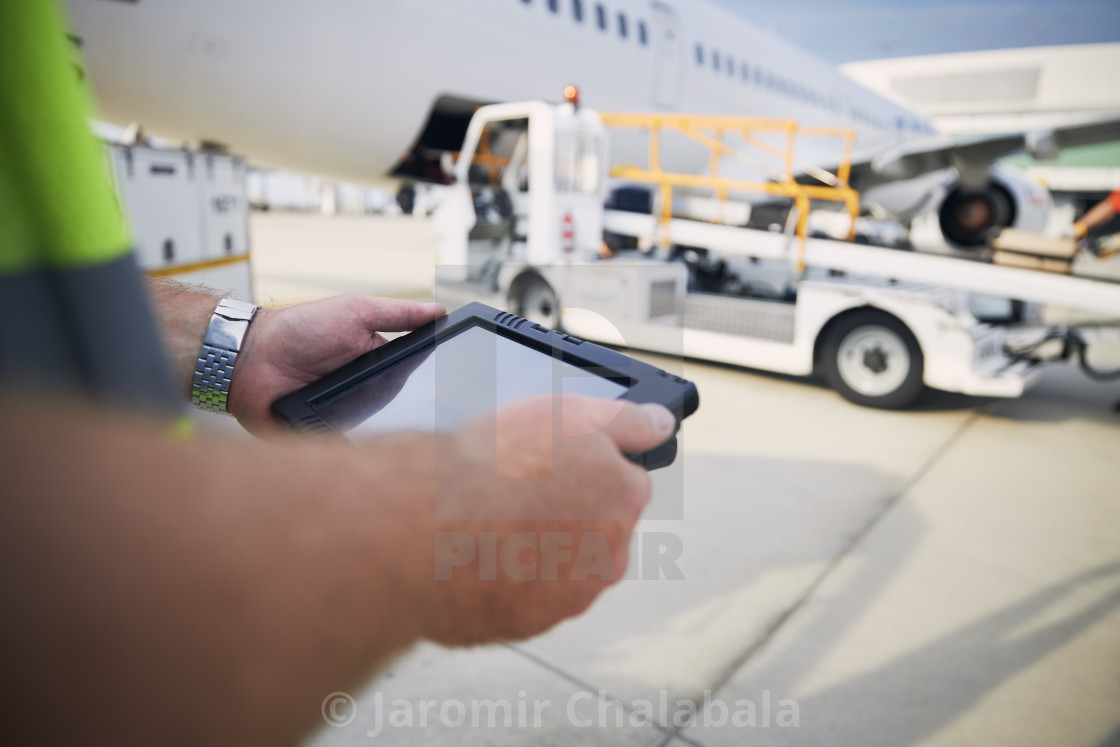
left=763, top=561, right=1120, bottom=746
left=657, top=352, right=1120, bottom=425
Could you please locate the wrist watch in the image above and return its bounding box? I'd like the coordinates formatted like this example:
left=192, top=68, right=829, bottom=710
left=192, top=298, right=260, bottom=414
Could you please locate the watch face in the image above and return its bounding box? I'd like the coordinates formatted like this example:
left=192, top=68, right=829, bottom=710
left=216, top=298, right=258, bottom=320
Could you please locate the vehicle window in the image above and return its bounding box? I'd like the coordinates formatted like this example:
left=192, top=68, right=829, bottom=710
left=695, top=43, right=704, bottom=66
left=596, top=4, right=607, bottom=30
left=572, top=0, right=583, bottom=22
left=578, top=134, right=601, bottom=194
left=468, top=124, right=515, bottom=189
left=618, top=12, right=627, bottom=38
left=555, top=133, right=577, bottom=193
left=637, top=20, right=647, bottom=45
left=712, top=50, right=720, bottom=72
left=548, top=0, right=558, bottom=12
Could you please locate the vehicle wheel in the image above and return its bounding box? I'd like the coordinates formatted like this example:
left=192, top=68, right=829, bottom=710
left=822, top=310, right=924, bottom=409
left=396, top=184, right=416, bottom=215
left=515, top=279, right=561, bottom=330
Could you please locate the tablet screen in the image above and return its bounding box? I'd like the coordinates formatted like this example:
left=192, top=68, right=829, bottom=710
left=314, top=325, right=628, bottom=438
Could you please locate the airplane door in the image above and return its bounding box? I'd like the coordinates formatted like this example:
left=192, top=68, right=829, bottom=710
left=650, top=3, right=685, bottom=109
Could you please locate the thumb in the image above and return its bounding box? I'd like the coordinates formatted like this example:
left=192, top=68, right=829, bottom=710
left=344, top=296, right=446, bottom=334
left=561, top=396, right=677, bottom=455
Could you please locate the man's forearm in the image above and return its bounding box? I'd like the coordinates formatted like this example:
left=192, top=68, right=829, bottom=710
left=0, top=397, right=436, bottom=746
left=1079, top=199, right=1117, bottom=234
left=145, top=278, right=280, bottom=403
left=145, top=278, right=225, bottom=398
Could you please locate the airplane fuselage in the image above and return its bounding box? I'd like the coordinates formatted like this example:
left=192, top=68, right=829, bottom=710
left=67, top=0, right=938, bottom=189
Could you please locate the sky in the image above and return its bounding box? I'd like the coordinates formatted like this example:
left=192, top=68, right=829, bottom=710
left=710, top=0, right=1120, bottom=63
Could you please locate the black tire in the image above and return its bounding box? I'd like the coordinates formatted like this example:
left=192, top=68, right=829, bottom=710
left=821, top=310, right=924, bottom=409
left=514, top=278, right=561, bottom=330
left=396, top=184, right=416, bottom=215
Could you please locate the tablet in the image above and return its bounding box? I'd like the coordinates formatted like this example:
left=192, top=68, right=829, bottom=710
left=271, top=302, right=699, bottom=469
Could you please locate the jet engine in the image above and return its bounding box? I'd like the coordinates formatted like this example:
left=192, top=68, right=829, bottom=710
left=935, top=165, right=1052, bottom=248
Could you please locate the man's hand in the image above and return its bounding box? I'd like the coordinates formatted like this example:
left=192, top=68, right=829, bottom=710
left=416, top=394, right=677, bottom=645
left=227, top=295, right=445, bottom=435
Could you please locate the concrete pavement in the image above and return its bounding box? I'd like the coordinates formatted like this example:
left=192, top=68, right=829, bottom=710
left=242, top=214, right=1120, bottom=746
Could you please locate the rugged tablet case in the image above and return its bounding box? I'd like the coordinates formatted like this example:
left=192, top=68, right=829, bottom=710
left=272, top=302, right=699, bottom=469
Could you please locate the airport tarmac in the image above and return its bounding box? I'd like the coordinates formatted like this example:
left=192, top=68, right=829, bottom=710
left=244, top=213, right=1120, bottom=747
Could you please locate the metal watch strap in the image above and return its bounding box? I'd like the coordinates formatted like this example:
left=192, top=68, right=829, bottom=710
left=191, top=298, right=259, bottom=414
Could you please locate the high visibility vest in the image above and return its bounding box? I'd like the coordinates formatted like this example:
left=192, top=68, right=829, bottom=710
left=0, top=1, right=178, bottom=412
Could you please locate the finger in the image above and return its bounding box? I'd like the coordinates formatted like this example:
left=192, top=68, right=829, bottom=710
left=560, top=395, right=676, bottom=455
left=344, top=296, right=446, bottom=333
left=618, top=458, right=654, bottom=514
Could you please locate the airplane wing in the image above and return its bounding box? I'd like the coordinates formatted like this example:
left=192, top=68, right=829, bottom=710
left=849, top=115, right=1120, bottom=190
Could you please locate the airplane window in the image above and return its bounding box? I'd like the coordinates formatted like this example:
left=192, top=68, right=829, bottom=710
left=637, top=20, right=647, bottom=45
left=712, top=50, right=720, bottom=72
left=596, top=4, right=607, bottom=30
left=695, top=44, right=704, bottom=66
left=727, top=55, right=734, bottom=77
left=572, top=0, right=583, bottom=21
left=618, top=12, right=627, bottom=38
left=548, top=0, right=558, bottom=13
left=754, top=68, right=762, bottom=85
left=741, top=62, right=749, bottom=81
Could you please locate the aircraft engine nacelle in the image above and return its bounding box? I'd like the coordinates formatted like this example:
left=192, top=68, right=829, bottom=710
left=934, top=164, right=1052, bottom=248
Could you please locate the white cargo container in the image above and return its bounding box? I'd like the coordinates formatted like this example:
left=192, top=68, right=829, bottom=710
left=104, top=142, right=253, bottom=301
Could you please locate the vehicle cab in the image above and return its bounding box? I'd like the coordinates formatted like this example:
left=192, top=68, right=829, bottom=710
left=434, top=96, right=608, bottom=284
